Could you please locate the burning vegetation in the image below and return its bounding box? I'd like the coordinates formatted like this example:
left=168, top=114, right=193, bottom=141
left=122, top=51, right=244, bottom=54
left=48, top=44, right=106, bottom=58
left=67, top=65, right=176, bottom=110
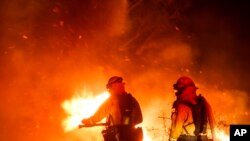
left=0, top=0, right=249, bottom=141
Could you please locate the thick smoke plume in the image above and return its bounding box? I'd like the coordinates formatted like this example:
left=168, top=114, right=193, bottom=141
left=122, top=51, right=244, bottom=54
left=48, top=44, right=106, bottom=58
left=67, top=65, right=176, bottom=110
left=0, top=0, right=249, bottom=141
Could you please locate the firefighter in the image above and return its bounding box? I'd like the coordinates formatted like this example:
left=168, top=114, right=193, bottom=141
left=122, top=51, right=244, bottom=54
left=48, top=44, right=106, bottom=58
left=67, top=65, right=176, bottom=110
left=169, top=76, right=216, bottom=141
left=82, top=76, right=143, bottom=141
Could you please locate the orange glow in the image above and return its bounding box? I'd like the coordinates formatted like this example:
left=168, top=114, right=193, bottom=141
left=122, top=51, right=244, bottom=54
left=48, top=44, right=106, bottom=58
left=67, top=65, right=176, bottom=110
left=62, top=88, right=230, bottom=141
left=215, top=128, right=229, bottom=141
left=142, top=128, right=152, bottom=141
left=62, top=88, right=153, bottom=141
left=135, top=124, right=152, bottom=141
left=62, top=89, right=110, bottom=132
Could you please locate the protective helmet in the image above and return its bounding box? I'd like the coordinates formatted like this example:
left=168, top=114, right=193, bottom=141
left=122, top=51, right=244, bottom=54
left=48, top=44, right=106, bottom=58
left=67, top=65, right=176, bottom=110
left=106, top=76, right=123, bottom=88
left=173, top=76, right=197, bottom=90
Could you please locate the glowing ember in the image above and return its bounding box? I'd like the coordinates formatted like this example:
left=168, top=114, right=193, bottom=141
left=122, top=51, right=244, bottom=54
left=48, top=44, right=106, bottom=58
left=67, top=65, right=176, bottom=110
left=22, top=35, right=28, bottom=39
left=62, top=89, right=110, bottom=132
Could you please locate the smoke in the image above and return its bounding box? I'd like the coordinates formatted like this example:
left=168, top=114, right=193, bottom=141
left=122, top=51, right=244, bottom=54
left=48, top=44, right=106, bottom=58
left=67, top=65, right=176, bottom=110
left=0, top=0, right=249, bottom=141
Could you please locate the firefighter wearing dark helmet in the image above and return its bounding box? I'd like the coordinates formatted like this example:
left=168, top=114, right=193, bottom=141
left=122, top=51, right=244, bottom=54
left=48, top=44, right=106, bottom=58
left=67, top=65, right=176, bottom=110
left=169, top=76, right=216, bottom=141
left=82, top=76, right=143, bottom=141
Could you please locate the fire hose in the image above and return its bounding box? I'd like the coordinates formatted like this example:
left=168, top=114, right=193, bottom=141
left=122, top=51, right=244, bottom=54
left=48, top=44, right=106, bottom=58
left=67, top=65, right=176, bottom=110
left=78, top=123, right=108, bottom=128
left=78, top=123, right=143, bottom=141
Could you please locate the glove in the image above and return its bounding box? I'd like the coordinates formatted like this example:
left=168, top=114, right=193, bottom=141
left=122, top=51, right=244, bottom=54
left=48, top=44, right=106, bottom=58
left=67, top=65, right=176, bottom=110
left=169, top=137, right=177, bottom=141
left=81, top=118, right=93, bottom=125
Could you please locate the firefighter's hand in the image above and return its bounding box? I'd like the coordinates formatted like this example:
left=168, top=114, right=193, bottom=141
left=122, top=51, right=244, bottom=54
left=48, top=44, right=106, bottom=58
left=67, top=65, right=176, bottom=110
left=169, top=138, right=177, bottom=141
left=81, top=118, right=93, bottom=125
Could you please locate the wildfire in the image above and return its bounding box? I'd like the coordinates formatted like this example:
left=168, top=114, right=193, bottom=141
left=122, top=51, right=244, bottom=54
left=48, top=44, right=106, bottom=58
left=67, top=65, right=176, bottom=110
left=61, top=88, right=229, bottom=141
left=62, top=89, right=110, bottom=132
left=215, top=128, right=230, bottom=141
left=62, top=88, right=152, bottom=140
left=142, top=129, right=152, bottom=141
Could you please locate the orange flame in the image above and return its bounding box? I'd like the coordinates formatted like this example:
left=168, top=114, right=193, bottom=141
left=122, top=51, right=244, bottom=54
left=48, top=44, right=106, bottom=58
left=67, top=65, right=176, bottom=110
left=62, top=89, right=110, bottom=132
left=62, top=88, right=152, bottom=140
left=215, top=128, right=230, bottom=141
left=142, top=128, right=152, bottom=141
left=62, top=88, right=229, bottom=141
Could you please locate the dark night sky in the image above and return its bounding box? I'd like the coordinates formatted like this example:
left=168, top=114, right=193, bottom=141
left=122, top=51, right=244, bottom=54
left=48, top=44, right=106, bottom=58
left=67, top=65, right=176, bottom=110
left=0, top=0, right=249, bottom=141
left=182, top=0, right=250, bottom=91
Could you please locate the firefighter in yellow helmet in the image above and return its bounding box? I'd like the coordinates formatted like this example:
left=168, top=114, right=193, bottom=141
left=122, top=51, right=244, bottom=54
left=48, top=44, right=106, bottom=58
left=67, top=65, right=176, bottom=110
left=81, top=76, right=143, bottom=141
left=169, top=76, right=216, bottom=141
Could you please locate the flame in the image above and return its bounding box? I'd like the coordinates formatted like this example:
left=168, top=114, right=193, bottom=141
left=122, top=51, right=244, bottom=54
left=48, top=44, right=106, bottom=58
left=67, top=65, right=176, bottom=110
left=62, top=89, right=110, bottom=132
left=62, top=88, right=153, bottom=140
left=215, top=128, right=230, bottom=141
left=142, top=128, right=152, bottom=141
left=135, top=124, right=152, bottom=141
left=62, top=88, right=229, bottom=141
